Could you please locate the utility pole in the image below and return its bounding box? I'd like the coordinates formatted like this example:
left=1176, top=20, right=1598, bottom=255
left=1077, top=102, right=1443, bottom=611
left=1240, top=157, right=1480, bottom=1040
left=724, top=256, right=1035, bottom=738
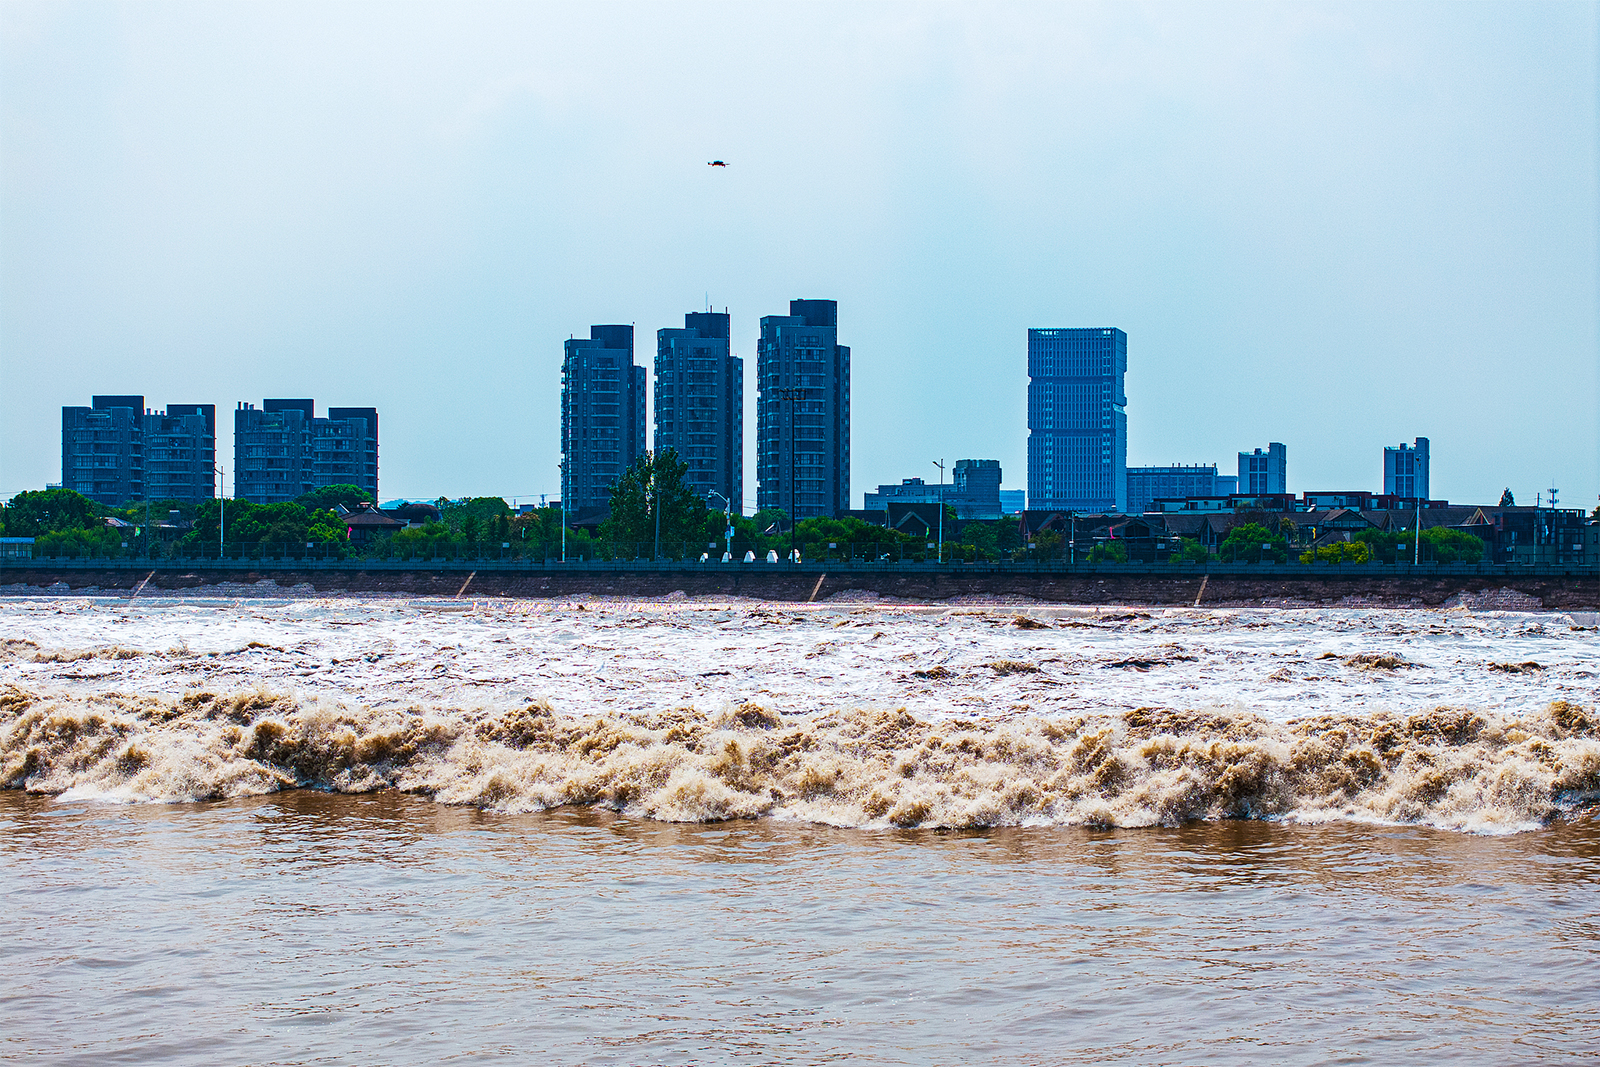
left=932, top=458, right=945, bottom=563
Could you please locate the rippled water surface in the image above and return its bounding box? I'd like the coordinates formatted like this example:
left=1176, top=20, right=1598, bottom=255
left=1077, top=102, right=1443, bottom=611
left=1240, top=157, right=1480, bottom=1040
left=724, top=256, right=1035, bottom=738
left=4, top=790, right=1598, bottom=1065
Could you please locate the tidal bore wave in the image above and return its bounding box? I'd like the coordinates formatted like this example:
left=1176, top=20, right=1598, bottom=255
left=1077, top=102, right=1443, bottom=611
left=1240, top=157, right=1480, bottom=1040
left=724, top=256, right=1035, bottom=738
left=3, top=685, right=1596, bottom=833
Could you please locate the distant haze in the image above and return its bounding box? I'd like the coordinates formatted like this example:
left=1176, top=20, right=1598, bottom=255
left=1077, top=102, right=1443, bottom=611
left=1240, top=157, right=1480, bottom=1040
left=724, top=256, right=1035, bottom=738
left=2, top=1, right=1595, bottom=509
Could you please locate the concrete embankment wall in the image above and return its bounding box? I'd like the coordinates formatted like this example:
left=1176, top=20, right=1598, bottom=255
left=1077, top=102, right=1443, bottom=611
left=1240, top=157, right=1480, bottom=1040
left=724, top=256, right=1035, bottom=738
left=4, top=563, right=1597, bottom=609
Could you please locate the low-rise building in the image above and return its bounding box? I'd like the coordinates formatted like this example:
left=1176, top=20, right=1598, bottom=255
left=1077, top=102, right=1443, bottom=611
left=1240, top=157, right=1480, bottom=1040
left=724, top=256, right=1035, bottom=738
left=339, top=502, right=405, bottom=545
left=864, top=459, right=1007, bottom=520
left=1480, top=507, right=1588, bottom=566
left=0, top=537, right=34, bottom=560
left=1126, top=464, right=1222, bottom=515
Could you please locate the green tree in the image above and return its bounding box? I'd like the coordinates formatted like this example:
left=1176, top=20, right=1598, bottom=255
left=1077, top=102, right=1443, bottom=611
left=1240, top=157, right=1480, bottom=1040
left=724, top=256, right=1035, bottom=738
left=1300, top=541, right=1372, bottom=565
left=1030, top=529, right=1063, bottom=561
left=962, top=521, right=1000, bottom=560
left=1355, top=526, right=1485, bottom=564
left=1087, top=539, right=1128, bottom=563
left=1353, top=528, right=1405, bottom=564
left=33, top=525, right=125, bottom=558
left=994, top=516, right=1022, bottom=553
left=3, top=488, right=98, bottom=537
left=599, top=450, right=708, bottom=557
left=438, top=497, right=512, bottom=532
left=1420, top=526, right=1486, bottom=564
left=1169, top=537, right=1211, bottom=564
left=795, top=515, right=914, bottom=560
left=1218, top=522, right=1288, bottom=563
left=180, top=500, right=347, bottom=558
left=1500, top=488, right=1515, bottom=507
left=386, top=521, right=456, bottom=559
left=294, top=484, right=373, bottom=512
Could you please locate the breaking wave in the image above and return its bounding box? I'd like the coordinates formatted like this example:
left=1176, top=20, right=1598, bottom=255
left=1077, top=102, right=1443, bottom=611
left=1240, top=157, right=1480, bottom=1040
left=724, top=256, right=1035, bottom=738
left=3, top=685, right=1596, bottom=833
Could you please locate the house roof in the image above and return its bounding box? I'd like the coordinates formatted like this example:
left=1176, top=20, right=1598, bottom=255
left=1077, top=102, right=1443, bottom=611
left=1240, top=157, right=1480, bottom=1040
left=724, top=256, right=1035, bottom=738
left=383, top=502, right=442, bottom=523
left=886, top=501, right=941, bottom=534
left=342, top=503, right=404, bottom=529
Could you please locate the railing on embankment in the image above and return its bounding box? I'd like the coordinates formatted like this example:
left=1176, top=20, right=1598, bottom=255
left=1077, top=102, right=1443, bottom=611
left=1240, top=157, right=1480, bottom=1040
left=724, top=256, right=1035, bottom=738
left=3, top=558, right=1597, bottom=608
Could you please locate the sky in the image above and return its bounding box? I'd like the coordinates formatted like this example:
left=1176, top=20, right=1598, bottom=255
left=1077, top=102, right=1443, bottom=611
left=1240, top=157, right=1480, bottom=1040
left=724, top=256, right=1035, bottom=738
left=2, top=0, right=1596, bottom=512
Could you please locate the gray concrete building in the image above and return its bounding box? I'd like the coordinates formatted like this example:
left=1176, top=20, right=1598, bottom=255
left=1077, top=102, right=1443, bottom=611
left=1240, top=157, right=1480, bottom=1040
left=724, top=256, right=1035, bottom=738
left=1238, top=443, right=1287, bottom=495
left=952, top=459, right=1002, bottom=519
left=61, top=396, right=217, bottom=505
left=757, top=300, right=850, bottom=518
left=234, top=400, right=378, bottom=504
left=562, top=325, right=646, bottom=512
left=1383, top=437, right=1429, bottom=499
left=1126, top=464, right=1221, bottom=514
left=1026, top=328, right=1127, bottom=512
left=862, top=478, right=943, bottom=511
left=655, top=312, right=742, bottom=514
left=862, top=460, right=1005, bottom=519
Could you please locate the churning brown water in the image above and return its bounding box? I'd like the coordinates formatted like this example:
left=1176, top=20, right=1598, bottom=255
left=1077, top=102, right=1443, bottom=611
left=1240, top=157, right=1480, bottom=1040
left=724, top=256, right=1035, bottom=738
left=4, top=790, right=1598, bottom=1065
left=4, top=596, right=1599, bottom=1061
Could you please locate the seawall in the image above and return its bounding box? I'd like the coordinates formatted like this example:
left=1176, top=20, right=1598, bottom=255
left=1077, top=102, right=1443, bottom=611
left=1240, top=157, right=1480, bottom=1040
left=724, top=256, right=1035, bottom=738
left=4, top=561, right=1597, bottom=609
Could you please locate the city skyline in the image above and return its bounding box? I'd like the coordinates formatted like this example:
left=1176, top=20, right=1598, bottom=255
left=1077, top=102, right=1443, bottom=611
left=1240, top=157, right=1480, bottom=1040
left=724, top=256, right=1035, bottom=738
left=3, top=4, right=1595, bottom=508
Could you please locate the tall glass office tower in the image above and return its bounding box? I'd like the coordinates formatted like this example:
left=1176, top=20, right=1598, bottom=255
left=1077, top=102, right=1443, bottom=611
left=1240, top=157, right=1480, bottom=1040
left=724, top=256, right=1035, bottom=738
left=1026, top=327, right=1127, bottom=513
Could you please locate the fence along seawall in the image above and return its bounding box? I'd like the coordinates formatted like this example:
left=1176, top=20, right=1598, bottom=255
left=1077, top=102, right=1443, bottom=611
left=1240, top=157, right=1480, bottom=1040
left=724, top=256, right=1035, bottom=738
left=2, top=559, right=1597, bottom=608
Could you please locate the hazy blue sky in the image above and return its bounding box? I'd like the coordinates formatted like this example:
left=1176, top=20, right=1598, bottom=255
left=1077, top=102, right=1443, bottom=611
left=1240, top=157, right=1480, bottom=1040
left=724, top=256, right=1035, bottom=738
left=3, top=1, right=1596, bottom=510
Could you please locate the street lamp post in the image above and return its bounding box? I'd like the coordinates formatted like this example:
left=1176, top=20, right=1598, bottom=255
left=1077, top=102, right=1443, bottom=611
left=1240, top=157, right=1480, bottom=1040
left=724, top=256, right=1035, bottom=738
left=649, top=481, right=660, bottom=560
left=708, top=491, right=733, bottom=560
left=1414, top=493, right=1422, bottom=565
left=771, top=386, right=807, bottom=565
left=932, top=458, right=945, bottom=563
left=215, top=465, right=225, bottom=560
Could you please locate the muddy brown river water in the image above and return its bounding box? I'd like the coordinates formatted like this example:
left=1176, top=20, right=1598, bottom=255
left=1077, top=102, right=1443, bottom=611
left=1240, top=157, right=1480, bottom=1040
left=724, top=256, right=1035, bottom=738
left=4, top=791, right=1598, bottom=1065
left=4, top=596, right=1598, bottom=1062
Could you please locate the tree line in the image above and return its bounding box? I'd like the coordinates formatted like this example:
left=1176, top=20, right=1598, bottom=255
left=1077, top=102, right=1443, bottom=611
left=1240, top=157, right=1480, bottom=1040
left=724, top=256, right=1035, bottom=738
left=1, top=450, right=1487, bottom=564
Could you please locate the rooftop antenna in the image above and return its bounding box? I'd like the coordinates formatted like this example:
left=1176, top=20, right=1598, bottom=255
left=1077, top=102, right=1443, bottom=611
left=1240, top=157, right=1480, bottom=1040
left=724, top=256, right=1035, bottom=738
left=1548, top=483, right=1558, bottom=508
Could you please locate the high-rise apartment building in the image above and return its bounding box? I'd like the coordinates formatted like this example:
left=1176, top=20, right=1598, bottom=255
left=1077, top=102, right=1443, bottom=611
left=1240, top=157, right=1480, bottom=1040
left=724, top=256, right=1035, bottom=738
left=655, top=312, right=742, bottom=514
left=144, top=405, right=218, bottom=503
left=1125, top=464, right=1221, bottom=514
left=61, top=396, right=216, bottom=505
left=562, top=325, right=646, bottom=512
left=1238, top=443, right=1287, bottom=495
left=1383, top=437, right=1430, bottom=499
left=234, top=399, right=378, bottom=504
left=1026, top=327, right=1127, bottom=512
left=757, top=299, right=850, bottom=519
